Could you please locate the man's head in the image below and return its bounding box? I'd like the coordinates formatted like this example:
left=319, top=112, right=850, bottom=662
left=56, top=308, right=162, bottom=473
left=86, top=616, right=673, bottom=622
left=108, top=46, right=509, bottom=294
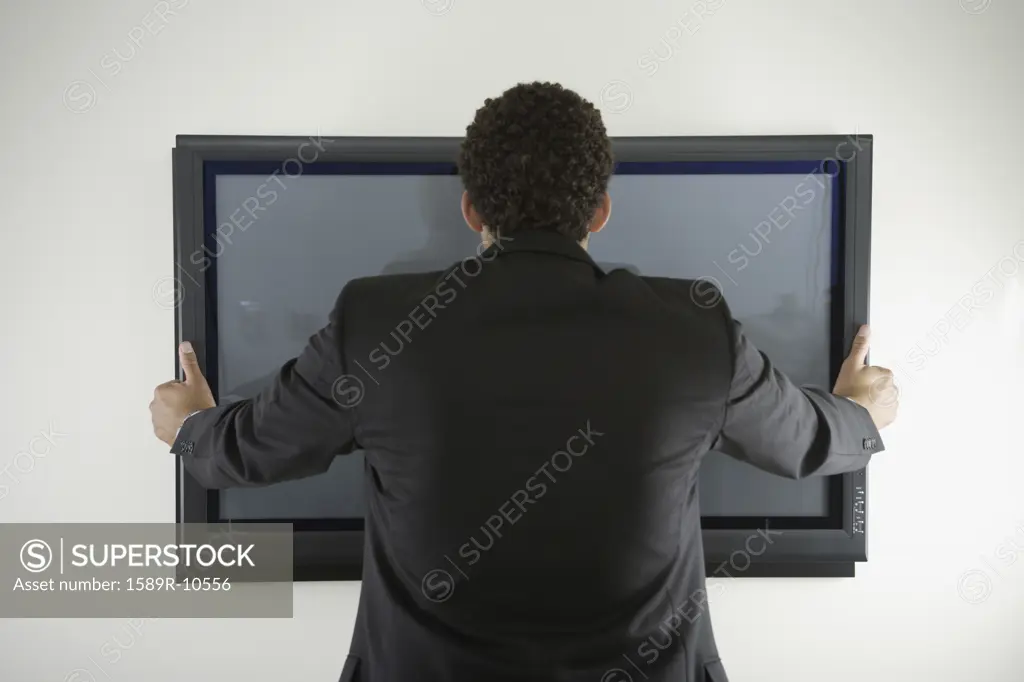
left=457, top=82, right=614, bottom=245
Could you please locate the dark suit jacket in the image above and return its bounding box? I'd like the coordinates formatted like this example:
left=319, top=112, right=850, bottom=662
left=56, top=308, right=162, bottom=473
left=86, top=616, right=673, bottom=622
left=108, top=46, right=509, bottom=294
left=174, top=230, right=883, bottom=682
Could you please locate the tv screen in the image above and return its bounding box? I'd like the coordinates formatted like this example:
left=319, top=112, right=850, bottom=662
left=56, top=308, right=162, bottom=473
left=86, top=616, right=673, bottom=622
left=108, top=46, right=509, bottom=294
left=211, top=162, right=836, bottom=522
left=174, top=135, right=872, bottom=578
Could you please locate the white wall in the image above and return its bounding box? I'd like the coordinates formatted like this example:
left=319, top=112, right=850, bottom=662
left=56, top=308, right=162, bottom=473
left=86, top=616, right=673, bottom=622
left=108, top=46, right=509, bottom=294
left=1, top=0, right=1022, bottom=679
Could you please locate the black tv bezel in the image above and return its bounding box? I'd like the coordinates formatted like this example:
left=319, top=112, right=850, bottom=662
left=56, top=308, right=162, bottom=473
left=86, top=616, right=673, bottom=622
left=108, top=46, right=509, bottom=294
left=173, top=134, right=873, bottom=580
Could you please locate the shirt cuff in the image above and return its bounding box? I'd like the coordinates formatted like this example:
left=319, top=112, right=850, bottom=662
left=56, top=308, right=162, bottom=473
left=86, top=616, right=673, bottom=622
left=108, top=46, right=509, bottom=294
left=175, top=410, right=203, bottom=439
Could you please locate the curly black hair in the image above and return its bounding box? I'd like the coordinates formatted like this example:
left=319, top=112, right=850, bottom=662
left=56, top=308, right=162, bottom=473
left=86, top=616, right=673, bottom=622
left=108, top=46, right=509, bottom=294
left=457, top=82, right=614, bottom=242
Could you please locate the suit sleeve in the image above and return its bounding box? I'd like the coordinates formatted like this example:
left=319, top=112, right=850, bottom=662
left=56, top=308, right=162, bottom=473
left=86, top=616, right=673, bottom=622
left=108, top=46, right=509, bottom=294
left=711, top=316, right=883, bottom=479
left=171, top=289, right=360, bottom=488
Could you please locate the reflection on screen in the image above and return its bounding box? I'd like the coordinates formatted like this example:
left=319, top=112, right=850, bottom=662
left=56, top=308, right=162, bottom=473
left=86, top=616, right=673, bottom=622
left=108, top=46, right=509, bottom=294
left=214, top=170, right=834, bottom=520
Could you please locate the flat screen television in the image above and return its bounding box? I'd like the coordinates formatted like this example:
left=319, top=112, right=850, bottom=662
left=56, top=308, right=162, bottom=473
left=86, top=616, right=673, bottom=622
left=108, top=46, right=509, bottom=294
left=172, top=135, right=873, bottom=579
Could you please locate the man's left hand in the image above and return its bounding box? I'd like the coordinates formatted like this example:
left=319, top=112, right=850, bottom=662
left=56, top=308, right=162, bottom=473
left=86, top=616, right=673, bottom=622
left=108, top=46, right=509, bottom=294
left=151, top=341, right=217, bottom=446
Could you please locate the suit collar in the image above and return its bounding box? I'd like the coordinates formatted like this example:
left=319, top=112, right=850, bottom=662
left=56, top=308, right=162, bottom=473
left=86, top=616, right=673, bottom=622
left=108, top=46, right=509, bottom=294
left=484, top=230, right=604, bottom=273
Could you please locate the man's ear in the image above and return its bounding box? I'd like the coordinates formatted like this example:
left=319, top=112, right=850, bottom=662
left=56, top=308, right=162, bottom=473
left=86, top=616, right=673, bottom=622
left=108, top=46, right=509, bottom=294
left=462, top=191, right=484, bottom=234
left=588, top=192, right=612, bottom=235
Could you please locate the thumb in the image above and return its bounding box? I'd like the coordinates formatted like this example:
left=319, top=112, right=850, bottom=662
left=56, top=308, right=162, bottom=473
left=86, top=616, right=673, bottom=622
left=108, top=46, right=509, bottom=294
left=845, top=324, right=871, bottom=368
left=179, top=341, right=206, bottom=386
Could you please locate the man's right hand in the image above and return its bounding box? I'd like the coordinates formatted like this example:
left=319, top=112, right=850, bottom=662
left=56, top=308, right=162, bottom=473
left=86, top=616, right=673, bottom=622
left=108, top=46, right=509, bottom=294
left=832, top=324, right=899, bottom=430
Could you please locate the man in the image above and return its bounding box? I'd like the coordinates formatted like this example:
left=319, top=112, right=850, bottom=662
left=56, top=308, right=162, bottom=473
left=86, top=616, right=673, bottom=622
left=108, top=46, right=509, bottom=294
left=151, top=82, right=897, bottom=682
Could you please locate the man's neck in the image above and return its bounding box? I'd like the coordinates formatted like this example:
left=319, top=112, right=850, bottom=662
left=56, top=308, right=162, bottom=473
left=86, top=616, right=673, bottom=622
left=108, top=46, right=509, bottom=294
left=482, top=230, right=589, bottom=251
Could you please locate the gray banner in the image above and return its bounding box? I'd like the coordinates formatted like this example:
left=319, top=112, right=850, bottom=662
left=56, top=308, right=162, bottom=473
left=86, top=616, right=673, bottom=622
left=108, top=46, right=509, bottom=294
left=1, top=524, right=293, bottom=617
